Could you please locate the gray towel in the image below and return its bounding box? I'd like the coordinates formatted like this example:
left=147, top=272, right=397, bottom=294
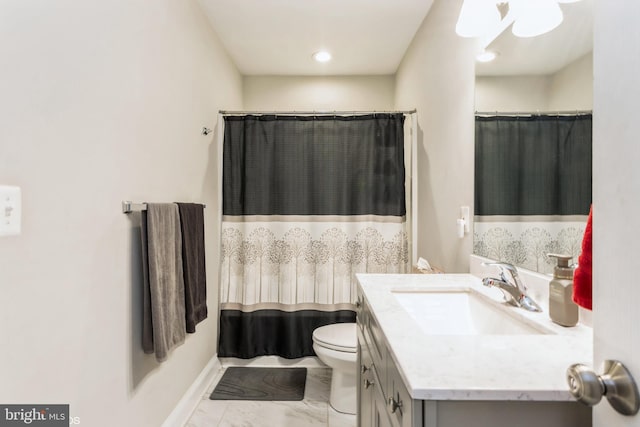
left=141, top=203, right=186, bottom=362
left=177, top=203, right=208, bottom=333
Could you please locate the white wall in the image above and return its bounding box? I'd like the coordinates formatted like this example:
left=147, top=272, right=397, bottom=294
left=475, top=76, right=551, bottom=111
left=395, top=0, right=477, bottom=273
left=548, top=52, right=593, bottom=111
left=0, top=1, right=241, bottom=426
left=475, top=52, right=593, bottom=112
left=244, top=75, right=395, bottom=111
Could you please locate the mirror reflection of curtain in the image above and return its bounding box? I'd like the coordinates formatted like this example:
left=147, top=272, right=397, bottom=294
left=219, top=113, right=408, bottom=359
left=474, top=114, right=592, bottom=274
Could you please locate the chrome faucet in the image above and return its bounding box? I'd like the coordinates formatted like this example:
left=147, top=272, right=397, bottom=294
left=481, top=262, right=543, bottom=312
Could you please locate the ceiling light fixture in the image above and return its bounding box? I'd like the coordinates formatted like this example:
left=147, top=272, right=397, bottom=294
left=312, top=51, right=332, bottom=63
left=510, top=0, right=564, bottom=38
left=456, top=0, right=573, bottom=41
left=455, top=0, right=501, bottom=38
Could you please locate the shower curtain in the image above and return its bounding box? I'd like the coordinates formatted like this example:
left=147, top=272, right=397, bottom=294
left=474, top=114, right=592, bottom=274
left=219, top=113, right=408, bottom=358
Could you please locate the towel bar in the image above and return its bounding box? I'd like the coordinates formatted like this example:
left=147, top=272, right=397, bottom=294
left=122, top=201, right=206, bottom=213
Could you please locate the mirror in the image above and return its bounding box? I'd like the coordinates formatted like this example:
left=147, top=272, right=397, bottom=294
left=473, top=0, right=594, bottom=275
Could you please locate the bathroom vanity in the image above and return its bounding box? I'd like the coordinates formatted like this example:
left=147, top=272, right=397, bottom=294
left=356, top=274, right=593, bottom=427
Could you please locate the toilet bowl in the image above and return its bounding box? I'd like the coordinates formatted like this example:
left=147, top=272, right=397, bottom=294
left=312, top=322, right=357, bottom=415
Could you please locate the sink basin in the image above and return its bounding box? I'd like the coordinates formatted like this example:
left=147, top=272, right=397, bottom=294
left=392, top=289, right=552, bottom=335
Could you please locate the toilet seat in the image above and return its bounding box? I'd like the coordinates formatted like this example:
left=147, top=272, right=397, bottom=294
left=312, top=323, right=357, bottom=353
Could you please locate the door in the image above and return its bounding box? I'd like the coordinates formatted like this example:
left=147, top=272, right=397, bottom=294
left=592, top=1, right=640, bottom=426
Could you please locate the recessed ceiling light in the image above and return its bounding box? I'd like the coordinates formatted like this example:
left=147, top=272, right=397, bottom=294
left=476, top=50, right=497, bottom=62
left=312, top=51, right=332, bottom=63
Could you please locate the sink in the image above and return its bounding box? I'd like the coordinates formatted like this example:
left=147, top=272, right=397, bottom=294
left=392, top=289, right=552, bottom=335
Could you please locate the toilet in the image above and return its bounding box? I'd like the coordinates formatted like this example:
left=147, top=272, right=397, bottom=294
left=312, top=322, right=357, bottom=415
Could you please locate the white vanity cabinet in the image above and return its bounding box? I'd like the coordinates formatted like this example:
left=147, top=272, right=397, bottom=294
left=357, top=293, right=421, bottom=427
left=356, top=276, right=592, bottom=427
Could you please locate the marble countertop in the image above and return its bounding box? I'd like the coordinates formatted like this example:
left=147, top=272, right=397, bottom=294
left=356, top=273, right=593, bottom=401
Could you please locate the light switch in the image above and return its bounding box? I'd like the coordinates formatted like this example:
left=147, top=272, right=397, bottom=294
left=0, top=185, right=21, bottom=236
left=460, top=206, right=470, bottom=233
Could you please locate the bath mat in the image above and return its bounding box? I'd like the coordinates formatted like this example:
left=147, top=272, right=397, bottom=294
left=210, top=367, right=307, bottom=401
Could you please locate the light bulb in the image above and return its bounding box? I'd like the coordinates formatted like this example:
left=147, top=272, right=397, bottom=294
left=312, top=51, right=332, bottom=63
left=456, top=0, right=502, bottom=38
left=511, top=0, right=564, bottom=38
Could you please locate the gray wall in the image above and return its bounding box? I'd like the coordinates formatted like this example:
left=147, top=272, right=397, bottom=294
left=0, top=1, right=242, bottom=426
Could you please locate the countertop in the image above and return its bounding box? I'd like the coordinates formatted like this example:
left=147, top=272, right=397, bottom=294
left=356, top=273, right=593, bottom=401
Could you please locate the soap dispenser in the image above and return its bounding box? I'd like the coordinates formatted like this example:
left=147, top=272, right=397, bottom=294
left=547, top=253, right=579, bottom=327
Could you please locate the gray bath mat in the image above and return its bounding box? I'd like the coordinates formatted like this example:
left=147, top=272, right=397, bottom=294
left=210, top=367, right=307, bottom=401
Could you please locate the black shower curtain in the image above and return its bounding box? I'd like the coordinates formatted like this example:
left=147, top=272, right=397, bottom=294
left=474, top=114, right=592, bottom=272
left=475, top=114, right=592, bottom=216
left=219, top=113, right=407, bottom=359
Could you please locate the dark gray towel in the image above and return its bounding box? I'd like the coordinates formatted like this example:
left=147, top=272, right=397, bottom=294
left=140, top=211, right=153, bottom=354
left=140, top=203, right=186, bottom=362
left=177, top=203, right=208, bottom=333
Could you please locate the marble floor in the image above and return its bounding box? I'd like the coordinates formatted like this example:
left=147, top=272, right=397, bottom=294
left=187, top=367, right=356, bottom=427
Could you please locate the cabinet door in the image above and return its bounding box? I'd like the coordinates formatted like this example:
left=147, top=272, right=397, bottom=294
left=358, top=340, right=374, bottom=427
left=373, top=375, right=393, bottom=427
left=387, top=358, right=421, bottom=427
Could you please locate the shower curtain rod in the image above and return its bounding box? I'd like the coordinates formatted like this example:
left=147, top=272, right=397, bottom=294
left=219, top=109, right=416, bottom=116
left=475, top=110, right=592, bottom=117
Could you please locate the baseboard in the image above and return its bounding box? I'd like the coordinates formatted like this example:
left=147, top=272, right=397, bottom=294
left=162, top=355, right=221, bottom=427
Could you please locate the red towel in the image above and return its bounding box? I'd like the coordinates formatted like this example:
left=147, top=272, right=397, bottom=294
left=573, top=205, right=593, bottom=310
